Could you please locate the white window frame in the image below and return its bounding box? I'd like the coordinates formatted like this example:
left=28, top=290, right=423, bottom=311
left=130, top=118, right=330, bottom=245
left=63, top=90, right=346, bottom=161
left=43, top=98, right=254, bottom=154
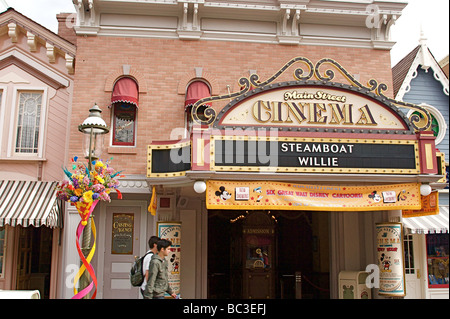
left=0, top=86, right=7, bottom=153
left=0, top=227, right=6, bottom=279
left=109, top=102, right=138, bottom=148
left=7, top=87, right=48, bottom=159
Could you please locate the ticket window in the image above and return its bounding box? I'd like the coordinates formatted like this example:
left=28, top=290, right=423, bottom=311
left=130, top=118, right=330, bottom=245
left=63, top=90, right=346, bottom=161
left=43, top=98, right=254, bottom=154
left=244, top=234, right=273, bottom=270
left=242, top=212, right=276, bottom=299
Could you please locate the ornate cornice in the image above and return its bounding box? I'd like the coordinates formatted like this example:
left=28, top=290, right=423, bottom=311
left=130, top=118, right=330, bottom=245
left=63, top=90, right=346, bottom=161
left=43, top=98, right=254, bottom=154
left=118, top=174, right=151, bottom=193
left=74, top=0, right=402, bottom=49
left=0, top=8, right=76, bottom=75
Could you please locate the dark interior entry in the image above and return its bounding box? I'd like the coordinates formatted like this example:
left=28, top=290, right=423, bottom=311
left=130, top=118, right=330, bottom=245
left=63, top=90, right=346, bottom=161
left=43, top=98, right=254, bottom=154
left=208, top=210, right=330, bottom=299
left=16, top=226, right=53, bottom=299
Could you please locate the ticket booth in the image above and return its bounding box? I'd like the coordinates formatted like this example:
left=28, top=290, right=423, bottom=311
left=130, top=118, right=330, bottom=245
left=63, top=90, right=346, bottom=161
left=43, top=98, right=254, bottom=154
left=230, top=211, right=276, bottom=299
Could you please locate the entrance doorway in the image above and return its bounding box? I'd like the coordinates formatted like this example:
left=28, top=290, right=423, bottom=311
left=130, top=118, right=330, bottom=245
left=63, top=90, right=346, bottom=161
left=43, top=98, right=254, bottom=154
left=101, top=201, right=147, bottom=299
left=15, top=226, right=53, bottom=298
left=207, top=210, right=330, bottom=299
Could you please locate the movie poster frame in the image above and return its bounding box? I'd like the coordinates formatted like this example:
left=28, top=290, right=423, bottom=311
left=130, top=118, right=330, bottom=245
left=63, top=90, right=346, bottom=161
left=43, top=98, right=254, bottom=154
left=156, top=221, right=181, bottom=297
left=376, top=222, right=406, bottom=297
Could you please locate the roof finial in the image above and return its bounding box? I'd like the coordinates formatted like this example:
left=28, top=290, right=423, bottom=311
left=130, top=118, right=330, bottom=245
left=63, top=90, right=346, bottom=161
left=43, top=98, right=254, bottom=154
left=418, top=24, right=432, bottom=71
left=419, top=24, right=427, bottom=46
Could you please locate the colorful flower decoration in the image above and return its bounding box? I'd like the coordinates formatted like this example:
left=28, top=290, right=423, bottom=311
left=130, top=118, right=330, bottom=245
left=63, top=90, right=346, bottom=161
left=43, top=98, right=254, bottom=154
left=56, top=157, right=123, bottom=225
left=56, top=157, right=123, bottom=299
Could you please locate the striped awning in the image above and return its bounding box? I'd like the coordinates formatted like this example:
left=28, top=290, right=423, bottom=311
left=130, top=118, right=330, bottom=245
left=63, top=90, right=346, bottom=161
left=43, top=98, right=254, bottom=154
left=403, top=206, right=449, bottom=234
left=112, top=77, right=139, bottom=107
left=0, top=180, right=63, bottom=228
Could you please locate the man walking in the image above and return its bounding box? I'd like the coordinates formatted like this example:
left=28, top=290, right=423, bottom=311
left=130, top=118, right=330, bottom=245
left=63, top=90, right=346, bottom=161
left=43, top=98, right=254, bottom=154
left=144, top=239, right=177, bottom=299
left=140, top=236, right=160, bottom=298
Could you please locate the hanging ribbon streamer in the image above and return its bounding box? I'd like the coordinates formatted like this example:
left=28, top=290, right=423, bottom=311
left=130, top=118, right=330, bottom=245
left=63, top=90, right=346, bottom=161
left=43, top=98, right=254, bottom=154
left=72, top=200, right=99, bottom=299
left=56, top=157, right=123, bottom=299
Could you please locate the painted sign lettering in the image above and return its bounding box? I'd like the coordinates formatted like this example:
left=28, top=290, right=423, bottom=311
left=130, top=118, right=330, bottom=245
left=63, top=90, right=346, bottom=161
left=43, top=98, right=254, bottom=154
left=211, top=137, right=419, bottom=174
left=219, top=86, right=408, bottom=131
left=252, top=101, right=377, bottom=126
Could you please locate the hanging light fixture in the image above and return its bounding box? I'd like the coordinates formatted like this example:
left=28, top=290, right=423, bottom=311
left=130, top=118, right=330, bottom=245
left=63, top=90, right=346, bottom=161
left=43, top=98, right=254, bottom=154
left=78, top=103, right=109, bottom=169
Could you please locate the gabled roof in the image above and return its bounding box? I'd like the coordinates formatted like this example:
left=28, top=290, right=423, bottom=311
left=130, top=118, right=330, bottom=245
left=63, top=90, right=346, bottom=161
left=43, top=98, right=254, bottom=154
left=392, top=45, right=420, bottom=97
left=392, top=36, right=449, bottom=100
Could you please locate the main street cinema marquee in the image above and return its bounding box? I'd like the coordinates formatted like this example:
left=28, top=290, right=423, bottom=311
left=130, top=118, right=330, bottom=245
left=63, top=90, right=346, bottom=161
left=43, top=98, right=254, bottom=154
left=147, top=57, right=441, bottom=211
left=210, top=84, right=418, bottom=174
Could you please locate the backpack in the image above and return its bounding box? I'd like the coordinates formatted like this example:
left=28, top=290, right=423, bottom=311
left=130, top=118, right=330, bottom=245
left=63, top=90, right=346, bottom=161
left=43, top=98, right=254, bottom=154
left=130, top=252, right=151, bottom=287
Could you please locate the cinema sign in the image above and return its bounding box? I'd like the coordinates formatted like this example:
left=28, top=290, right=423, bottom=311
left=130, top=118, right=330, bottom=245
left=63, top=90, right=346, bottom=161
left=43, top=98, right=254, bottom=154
left=150, top=57, right=437, bottom=178
left=216, top=85, right=410, bottom=131
left=206, top=81, right=422, bottom=175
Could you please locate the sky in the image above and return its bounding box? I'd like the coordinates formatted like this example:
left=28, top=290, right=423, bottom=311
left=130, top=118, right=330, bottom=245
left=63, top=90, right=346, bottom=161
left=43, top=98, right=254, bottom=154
left=1, top=0, right=449, bottom=66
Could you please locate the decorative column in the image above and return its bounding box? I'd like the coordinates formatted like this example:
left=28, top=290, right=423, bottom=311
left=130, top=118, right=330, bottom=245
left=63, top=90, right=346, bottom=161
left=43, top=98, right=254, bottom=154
left=416, top=131, right=438, bottom=174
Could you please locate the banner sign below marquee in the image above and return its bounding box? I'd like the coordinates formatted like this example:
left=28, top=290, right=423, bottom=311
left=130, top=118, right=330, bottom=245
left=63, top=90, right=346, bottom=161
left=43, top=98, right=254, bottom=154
left=402, top=191, right=439, bottom=218
left=206, top=180, right=421, bottom=211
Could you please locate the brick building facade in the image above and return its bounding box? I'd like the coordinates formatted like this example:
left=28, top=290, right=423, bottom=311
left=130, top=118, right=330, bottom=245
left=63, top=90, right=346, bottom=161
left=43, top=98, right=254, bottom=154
left=58, top=0, right=445, bottom=300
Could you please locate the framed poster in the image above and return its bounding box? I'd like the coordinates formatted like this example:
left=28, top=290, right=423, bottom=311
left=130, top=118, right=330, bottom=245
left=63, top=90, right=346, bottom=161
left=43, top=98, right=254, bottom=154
left=157, top=222, right=181, bottom=296
left=111, top=213, right=134, bottom=254
left=376, top=223, right=406, bottom=296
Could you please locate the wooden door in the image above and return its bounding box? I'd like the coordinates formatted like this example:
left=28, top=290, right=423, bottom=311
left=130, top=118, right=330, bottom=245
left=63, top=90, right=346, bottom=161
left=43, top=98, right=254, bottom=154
left=16, top=226, right=32, bottom=290
left=404, top=234, right=424, bottom=299
left=103, top=205, right=142, bottom=299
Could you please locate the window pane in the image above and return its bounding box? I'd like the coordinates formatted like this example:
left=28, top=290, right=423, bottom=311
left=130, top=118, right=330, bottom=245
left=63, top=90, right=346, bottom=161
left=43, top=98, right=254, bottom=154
left=15, top=92, right=43, bottom=153
left=113, top=103, right=136, bottom=146
left=0, top=227, right=5, bottom=276
left=403, top=235, right=415, bottom=274
left=426, top=233, right=449, bottom=288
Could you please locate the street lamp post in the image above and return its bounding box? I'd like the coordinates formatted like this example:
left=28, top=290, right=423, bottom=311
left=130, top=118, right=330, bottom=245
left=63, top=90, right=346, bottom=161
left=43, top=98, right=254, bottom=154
left=77, top=103, right=109, bottom=298
left=79, top=103, right=110, bottom=169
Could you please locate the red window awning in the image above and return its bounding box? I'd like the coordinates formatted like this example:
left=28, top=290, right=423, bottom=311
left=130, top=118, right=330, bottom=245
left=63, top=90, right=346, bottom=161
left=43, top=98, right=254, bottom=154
left=185, top=81, right=211, bottom=108
left=112, top=77, right=139, bottom=107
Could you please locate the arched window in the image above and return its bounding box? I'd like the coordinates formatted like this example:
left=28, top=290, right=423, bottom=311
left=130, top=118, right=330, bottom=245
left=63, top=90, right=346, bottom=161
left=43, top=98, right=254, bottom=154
left=407, top=103, right=447, bottom=145
left=111, top=77, right=138, bottom=146
left=185, top=80, right=211, bottom=129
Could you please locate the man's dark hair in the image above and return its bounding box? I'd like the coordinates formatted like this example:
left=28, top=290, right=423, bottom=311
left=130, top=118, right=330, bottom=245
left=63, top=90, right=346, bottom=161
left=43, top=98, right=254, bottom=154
left=148, top=236, right=160, bottom=249
left=157, top=239, right=172, bottom=251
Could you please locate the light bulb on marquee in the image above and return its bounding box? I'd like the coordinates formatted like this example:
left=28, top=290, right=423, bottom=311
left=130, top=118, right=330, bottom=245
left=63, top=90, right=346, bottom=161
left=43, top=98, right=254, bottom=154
left=420, top=184, right=432, bottom=196
left=194, top=181, right=207, bottom=193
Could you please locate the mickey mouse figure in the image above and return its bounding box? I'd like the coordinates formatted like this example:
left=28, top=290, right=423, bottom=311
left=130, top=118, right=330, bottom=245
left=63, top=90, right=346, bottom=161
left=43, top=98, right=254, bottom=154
left=368, top=191, right=381, bottom=203
left=215, top=186, right=232, bottom=201
left=170, top=254, right=180, bottom=272
left=380, top=253, right=391, bottom=271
